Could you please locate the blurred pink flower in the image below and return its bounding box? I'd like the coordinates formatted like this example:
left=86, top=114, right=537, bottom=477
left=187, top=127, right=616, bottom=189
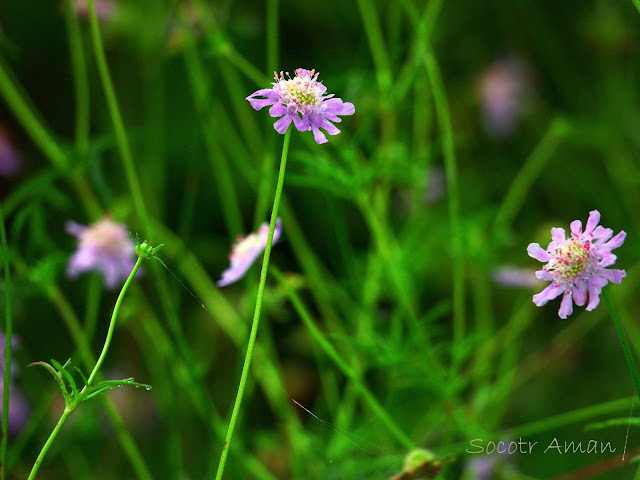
left=73, top=0, right=116, bottom=20
left=217, top=219, right=282, bottom=287
left=0, top=331, right=30, bottom=436
left=492, top=266, right=539, bottom=288
left=0, top=127, right=21, bottom=177
left=478, top=58, right=530, bottom=137
left=66, top=217, right=137, bottom=289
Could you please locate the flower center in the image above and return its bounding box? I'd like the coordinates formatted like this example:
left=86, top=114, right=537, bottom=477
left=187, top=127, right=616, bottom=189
left=274, top=68, right=323, bottom=109
left=549, top=237, right=592, bottom=281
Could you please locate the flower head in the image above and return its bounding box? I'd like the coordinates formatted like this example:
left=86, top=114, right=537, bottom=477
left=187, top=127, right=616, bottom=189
left=246, top=68, right=355, bottom=144
left=527, top=210, right=626, bottom=319
left=66, top=217, right=137, bottom=289
left=73, top=0, right=116, bottom=20
left=217, top=219, right=282, bottom=287
left=0, top=127, right=21, bottom=177
left=478, top=57, right=530, bottom=138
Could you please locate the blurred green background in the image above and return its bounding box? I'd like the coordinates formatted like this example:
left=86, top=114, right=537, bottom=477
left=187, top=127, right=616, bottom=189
left=1, top=0, right=640, bottom=479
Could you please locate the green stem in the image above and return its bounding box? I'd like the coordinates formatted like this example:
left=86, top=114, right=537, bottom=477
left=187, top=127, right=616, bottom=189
left=422, top=47, right=465, bottom=361
left=493, top=117, right=570, bottom=231
left=86, top=0, right=151, bottom=233
left=266, top=0, right=279, bottom=71
left=87, top=257, right=143, bottom=385
left=603, top=289, right=640, bottom=399
left=63, top=0, right=90, bottom=153
left=0, top=203, right=12, bottom=480
left=0, top=56, right=100, bottom=219
left=634, top=0, right=640, bottom=15
left=270, top=266, right=415, bottom=450
left=356, top=0, right=392, bottom=92
left=26, top=408, right=73, bottom=480
left=0, top=59, right=67, bottom=168
left=214, top=127, right=291, bottom=480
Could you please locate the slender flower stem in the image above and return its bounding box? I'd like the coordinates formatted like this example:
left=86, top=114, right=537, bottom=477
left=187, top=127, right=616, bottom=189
left=87, top=257, right=144, bottom=386
left=63, top=0, right=90, bottom=153
left=26, top=408, right=73, bottom=480
left=493, top=117, right=570, bottom=232
left=603, top=290, right=640, bottom=399
left=86, top=0, right=151, bottom=234
left=633, top=0, right=640, bottom=15
left=422, top=46, right=465, bottom=362
left=270, top=266, right=415, bottom=450
left=214, top=127, right=292, bottom=480
left=0, top=203, right=12, bottom=480
left=26, top=257, right=144, bottom=480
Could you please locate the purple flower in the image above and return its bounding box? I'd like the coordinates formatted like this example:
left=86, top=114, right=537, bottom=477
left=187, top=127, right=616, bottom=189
left=217, top=219, right=282, bottom=287
left=527, top=210, right=626, bottom=319
left=0, top=127, right=21, bottom=177
left=479, top=58, right=530, bottom=138
left=0, top=331, right=30, bottom=436
left=73, top=0, right=116, bottom=20
left=492, top=266, right=539, bottom=288
left=66, top=217, right=137, bottom=289
left=246, top=68, right=355, bottom=144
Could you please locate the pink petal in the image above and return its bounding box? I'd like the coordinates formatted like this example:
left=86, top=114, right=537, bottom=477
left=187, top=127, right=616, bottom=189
left=527, top=243, right=552, bottom=262
left=533, top=283, right=563, bottom=306
left=585, top=210, right=601, bottom=234
left=558, top=291, right=574, bottom=319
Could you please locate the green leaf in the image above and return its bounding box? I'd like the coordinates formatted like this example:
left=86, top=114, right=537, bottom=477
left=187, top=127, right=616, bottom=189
left=584, top=417, right=640, bottom=431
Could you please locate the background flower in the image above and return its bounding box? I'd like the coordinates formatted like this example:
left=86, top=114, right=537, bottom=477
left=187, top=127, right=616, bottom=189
left=66, top=218, right=137, bottom=289
left=217, top=219, right=282, bottom=287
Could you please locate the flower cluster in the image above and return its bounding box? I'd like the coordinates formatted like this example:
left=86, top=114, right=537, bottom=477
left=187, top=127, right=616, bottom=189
left=246, top=68, right=355, bottom=144
left=66, top=217, right=137, bottom=289
left=528, top=210, right=626, bottom=318
left=217, top=219, right=282, bottom=287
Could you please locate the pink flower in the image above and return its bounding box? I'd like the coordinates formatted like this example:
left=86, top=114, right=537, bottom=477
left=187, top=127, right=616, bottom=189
left=217, top=219, right=282, bottom=287
left=73, top=0, right=116, bottom=20
left=527, top=210, right=626, bottom=319
left=0, top=331, right=30, bottom=436
left=479, top=58, right=530, bottom=137
left=492, top=266, right=539, bottom=288
left=0, top=127, right=21, bottom=177
left=246, top=68, right=355, bottom=144
left=66, top=217, right=137, bottom=289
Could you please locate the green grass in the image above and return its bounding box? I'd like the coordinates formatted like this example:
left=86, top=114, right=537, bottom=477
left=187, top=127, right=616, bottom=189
left=1, top=0, right=640, bottom=479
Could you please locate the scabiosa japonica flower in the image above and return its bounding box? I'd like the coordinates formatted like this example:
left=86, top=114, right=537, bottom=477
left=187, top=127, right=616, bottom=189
left=73, top=0, right=116, bottom=20
left=217, top=219, right=282, bottom=287
left=492, top=266, right=539, bottom=289
left=478, top=57, right=530, bottom=138
left=246, top=68, right=355, bottom=144
left=66, top=217, right=137, bottom=289
left=527, top=210, right=626, bottom=319
left=0, top=126, right=21, bottom=177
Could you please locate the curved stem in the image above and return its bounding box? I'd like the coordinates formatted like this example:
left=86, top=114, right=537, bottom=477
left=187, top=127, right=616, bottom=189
left=26, top=408, right=73, bottom=480
left=214, top=127, right=292, bottom=480
left=0, top=203, right=12, bottom=480
left=87, top=257, right=144, bottom=386
left=603, top=289, right=640, bottom=399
